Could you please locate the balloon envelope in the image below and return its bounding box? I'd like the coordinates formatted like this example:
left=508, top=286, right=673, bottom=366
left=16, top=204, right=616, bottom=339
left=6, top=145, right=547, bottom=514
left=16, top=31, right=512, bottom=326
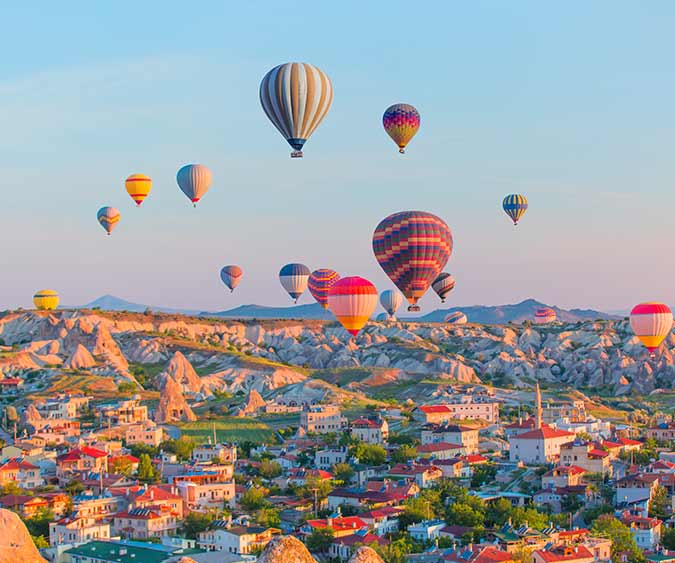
left=380, top=289, right=403, bottom=317
left=33, top=289, right=59, bottom=311
left=125, top=174, right=152, bottom=206
left=383, top=103, right=420, bottom=153
left=534, top=307, right=557, bottom=324
left=445, top=311, right=467, bottom=324
left=279, top=263, right=311, bottom=302
left=630, top=302, right=673, bottom=353
left=260, top=62, right=333, bottom=157
left=503, top=194, right=528, bottom=225
left=220, top=265, right=243, bottom=292
left=177, top=164, right=212, bottom=204
left=432, top=273, right=455, bottom=302
left=97, top=206, right=120, bottom=235
left=328, top=276, right=378, bottom=337
left=373, top=211, right=452, bottom=311
left=308, top=269, right=340, bottom=309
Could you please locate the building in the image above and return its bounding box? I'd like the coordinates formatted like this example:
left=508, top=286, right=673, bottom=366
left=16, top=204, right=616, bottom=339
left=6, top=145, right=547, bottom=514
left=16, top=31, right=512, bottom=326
left=620, top=512, right=662, bottom=550
left=387, top=462, right=443, bottom=488
left=124, top=422, right=163, bottom=447
left=49, top=516, right=110, bottom=546
left=56, top=447, right=108, bottom=483
left=542, top=400, right=587, bottom=424
left=355, top=507, right=403, bottom=536
left=421, top=424, right=479, bottom=453
left=0, top=458, right=44, bottom=489
left=532, top=545, right=596, bottom=563
left=646, top=422, right=675, bottom=441
left=176, top=480, right=236, bottom=510
left=415, top=397, right=500, bottom=424
left=35, top=394, right=89, bottom=420
left=198, top=521, right=281, bottom=554
left=97, top=398, right=148, bottom=425
left=192, top=443, right=237, bottom=464
left=304, top=516, right=369, bottom=538
left=350, top=417, right=389, bottom=444
left=417, top=442, right=467, bottom=460
left=300, top=405, right=342, bottom=434
left=111, top=507, right=179, bottom=539
left=315, top=448, right=348, bottom=471
left=560, top=441, right=612, bottom=475
left=542, top=465, right=586, bottom=489
left=61, top=539, right=222, bottom=563
left=407, top=519, right=446, bottom=542
left=616, top=474, right=660, bottom=506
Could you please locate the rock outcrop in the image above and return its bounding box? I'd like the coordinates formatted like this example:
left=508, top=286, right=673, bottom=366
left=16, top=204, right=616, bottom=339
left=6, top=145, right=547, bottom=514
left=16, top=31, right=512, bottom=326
left=64, top=344, right=96, bottom=370
left=158, top=351, right=209, bottom=396
left=155, top=375, right=196, bottom=423
left=349, top=547, right=385, bottom=563
left=237, top=389, right=266, bottom=416
left=0, top=509, right=47, bottom=563
left=257, top=536, right=317, bottom=563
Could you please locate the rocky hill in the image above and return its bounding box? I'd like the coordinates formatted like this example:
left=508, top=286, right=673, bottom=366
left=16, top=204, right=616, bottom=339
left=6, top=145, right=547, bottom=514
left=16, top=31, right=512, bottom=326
left=0, top=309, right=673, bottom=402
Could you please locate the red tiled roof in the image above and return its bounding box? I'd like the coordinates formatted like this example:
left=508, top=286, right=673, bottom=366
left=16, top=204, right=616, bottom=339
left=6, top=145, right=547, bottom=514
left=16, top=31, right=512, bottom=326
left=0, top=458, right=38, bottom=471
left=533, top=546, right=593, bottom=563
left=351, top=418, right=383, bottom=428
left=417, top=442, right=464, bottom=453
left=419, top=405, right=452, bottom=414
left=58, top=446, right=108, bottom=461
left=307, top=516, right=368, bottom=532
left=514, top=427, right=575, bottom=440
left=332, top=532, right=386, bottom=546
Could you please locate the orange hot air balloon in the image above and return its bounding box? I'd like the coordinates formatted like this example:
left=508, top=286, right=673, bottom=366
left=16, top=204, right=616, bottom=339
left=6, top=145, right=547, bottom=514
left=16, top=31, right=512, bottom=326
left=125, top=174, right=152, bottom=206
left=327, top=276, right=378, bottom=337
left=630, top=302, right=673, bottom=354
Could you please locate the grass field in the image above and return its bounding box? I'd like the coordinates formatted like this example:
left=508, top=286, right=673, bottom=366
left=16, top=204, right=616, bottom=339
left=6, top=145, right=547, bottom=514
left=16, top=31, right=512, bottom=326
left=40, top=374, right=118, bottom=396
left=178, top=418, right=278, bottom=444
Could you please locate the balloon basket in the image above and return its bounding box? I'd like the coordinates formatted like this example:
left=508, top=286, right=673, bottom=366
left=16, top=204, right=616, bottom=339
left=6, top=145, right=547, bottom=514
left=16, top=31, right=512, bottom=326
left=399, top=148, right=406, bottom=154
left=291, top=151, right=304, bottom=158
left=408, top=305, right=420, bottom=312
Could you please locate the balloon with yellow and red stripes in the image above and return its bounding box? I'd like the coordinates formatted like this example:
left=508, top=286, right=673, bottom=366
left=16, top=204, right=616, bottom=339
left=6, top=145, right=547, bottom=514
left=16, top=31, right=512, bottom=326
left=125, top=174, right=152, bottom=206
left=630, top=302, right=673, bottom=354
left=328, top=276, right=378, bottom=337
left=308, top=269, right=340, bottom=309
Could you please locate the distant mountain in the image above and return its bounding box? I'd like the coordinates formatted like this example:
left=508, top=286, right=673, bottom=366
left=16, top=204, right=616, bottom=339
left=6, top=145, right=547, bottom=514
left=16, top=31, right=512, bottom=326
left=206, top=303, right=334, bottom=320
left=77, top=295, right=201, bottom=316
left=413, top=299, right=619, bottom=324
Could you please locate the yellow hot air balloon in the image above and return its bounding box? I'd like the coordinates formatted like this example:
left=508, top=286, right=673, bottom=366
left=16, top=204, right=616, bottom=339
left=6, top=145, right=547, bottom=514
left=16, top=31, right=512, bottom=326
left=125, top=174, right=152, bottom=206
left=33, top=290, right=59, bottom=310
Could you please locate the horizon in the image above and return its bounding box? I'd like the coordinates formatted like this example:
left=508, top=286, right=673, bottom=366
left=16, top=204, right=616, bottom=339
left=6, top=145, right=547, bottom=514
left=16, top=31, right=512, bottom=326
left=4, top=2, right=675, bottom=312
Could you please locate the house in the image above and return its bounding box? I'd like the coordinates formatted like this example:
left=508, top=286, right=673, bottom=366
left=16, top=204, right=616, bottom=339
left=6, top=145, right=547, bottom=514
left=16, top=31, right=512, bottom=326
left=417, top=442, right=467, bottom=460
left=49, top=515, right=110, bottom=546
left=111, top=507, right=179, bottom=539
left=327, top=480, right=419, bottom=510
left=304, top=515, right=369, bottom=538
left=0, top=378, right=24, bottom=394
left=56, top=446, right=108, bottom=483
left=0, top=458, right=44, bottom=489
left=300, top=405, right=342, bottom=434
left=387, top=462, right=443, bottom=488
left=0, top=494, right=49, bottom=517
left=532, top=545, right=595, bottom=563
left=646, top=422, right=675, bottom=441
left=315, top=448, right=348, bottom=471
left=616, top=474, right=660, bottom=506
left=176, top=479, right=236, bottom=510
left=407, top=519, right=446, bottom=542
left=97, top=398, right=148, bottom=425
left=35, top=394, right=89, bottom=420
left=421, top=424, right=480, bottom=454
left=559, top=441, right=612, bottom=476
left=110, top=484, right=184, bottom=515
left=329, top=531, right=387, bottom=561
left=444, top=545, right=516, bottom=563
left=350, top=417, right=389, bottom=444
left=124, top=422, right=163, bottom=447
left=72, top=494, right=125, bottom=520
left=192, top=443, right=237, bottom=464
left=542, top=400, right=587, bottom=424
left=356, top=507, right=403, bottom=536
left=198, top=521, right=281, bottom=554
left=620, top=511, right=662, bottom=550
left=61, top=539, right=232, bottom=563
left=542, top=465, right=586, bottom=489
left=415, top=397, right=500, bottom=424
left=509, top=426, right=576, bottom=464
left=429, top=457, right=465, bottom=479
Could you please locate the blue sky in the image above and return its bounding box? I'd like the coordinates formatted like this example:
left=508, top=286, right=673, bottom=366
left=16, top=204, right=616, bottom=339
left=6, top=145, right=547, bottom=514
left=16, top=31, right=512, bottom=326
left=2, top=1, right=675, bottom=313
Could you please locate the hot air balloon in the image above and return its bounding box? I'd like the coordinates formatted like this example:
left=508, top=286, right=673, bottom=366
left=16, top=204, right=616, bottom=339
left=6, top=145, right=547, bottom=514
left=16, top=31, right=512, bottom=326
left=97, top=206, right=120, bottom=235
left=220, top=265, right=243, bottom=293
left=33, top=290, right=59, bottom=311
left=503, top=194, right=528, bottom=226
left=259, top=62, right=333, bottom=158
left=445, top=311, right=467, bottom=324
left=373, top=211, right=453, bottom=312
left=279, top=263, right=311, bottom=302
left=380, top=290, right=403, bottom=318
left=376, top=312, right=390, bottom=322
left=125, top=174, right=152, bottom=206
left=177, top=164, right=212, bottom=206
left=432, top=273, right=455, bottom=303
left=630, top=302, right=673, bottom=354
left=534, top=307, right=557, bottom=324
left=327, top=276, right=378, bottom=337
left=383, top=103, right=420, bottom=154
left=308, top=269, right=340, bottom=309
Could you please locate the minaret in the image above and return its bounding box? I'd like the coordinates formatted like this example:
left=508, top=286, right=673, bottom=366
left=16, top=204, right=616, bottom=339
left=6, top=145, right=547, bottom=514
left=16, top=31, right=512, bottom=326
left=534, top=383, right=542, bottom=429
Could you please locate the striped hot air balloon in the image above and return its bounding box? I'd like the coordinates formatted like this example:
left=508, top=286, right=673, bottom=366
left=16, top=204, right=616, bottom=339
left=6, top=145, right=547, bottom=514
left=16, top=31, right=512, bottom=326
left=125, top=174, right=152, bottom=206
left=327, top=276, right=378, bottom=337
left=308, top=269, right=340, bottom=309
left=445, top=311, right=467, bottom=324
left=383, top=103, right=420, bottom=154
left=503, top=194, right=528, bottom=226
left=380, top=289, right=403, bottom=317
left=177, top=164, right=212, bottom=206
left=220, top=265, right=243, bottom=293
left=279, top=263, right=311, bottom=302
left=630, top=302, right=673, bottom=354
left=97, top=206, right=120, bottom=235
left=534, top=307, right=557, bottom=324
left=260, top=62, right=333, bottom=158
left=373, top=211, right=453, bottom=312
left=432, top=273, right=456, bottom=303
left=33, top=289, right=59, bottom=311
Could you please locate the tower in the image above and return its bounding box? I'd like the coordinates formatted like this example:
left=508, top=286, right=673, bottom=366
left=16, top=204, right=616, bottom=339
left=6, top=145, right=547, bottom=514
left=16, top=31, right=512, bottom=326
left=534, top=383, right=542, bottom=429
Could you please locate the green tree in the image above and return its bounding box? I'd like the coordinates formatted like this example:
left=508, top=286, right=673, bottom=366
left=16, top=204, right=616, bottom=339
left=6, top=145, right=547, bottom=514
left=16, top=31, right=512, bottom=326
left=648, top=485, right=669, bottom=519
left=332, top=463, right=354, bottom=484
left=110, top=456, right=133, bottom=476
left=446, top=502, right=485, bottom=527
left=391, top=445, right=417, bottom=463
left=256, top=507, right=281, bottom=527
left=662, top=527, right=675, bottom=550
left=1, top=481, right=22, bottom=496
left=24, top=508, right=54, bottom=538
left=64, top=479, right=84, bottom=496
left=129, top=443, right=159, bottom=458
left=306, top=527, right=334, bottom=553
left=486, top=498, right=514, bottom=527
left=240, top=487, right=268, bottom=511
left=471, top=464, right=498, bottom=487
left=31, top=535, right=49, bottom=549
left=591, top=515, right=644, bottom=563
left=354, top=443, right=387, bottom=466
left=372, top=536, right=414, bottom=563
left=183, top=511, right=216, bottom=539
left=137, top=453, right=158, bottom=483
left=258, top=459, right=282, bottom=480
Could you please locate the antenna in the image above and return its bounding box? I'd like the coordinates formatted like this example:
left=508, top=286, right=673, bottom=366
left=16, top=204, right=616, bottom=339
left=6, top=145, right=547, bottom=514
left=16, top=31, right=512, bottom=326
left=213, top=422, right=217, bottom=446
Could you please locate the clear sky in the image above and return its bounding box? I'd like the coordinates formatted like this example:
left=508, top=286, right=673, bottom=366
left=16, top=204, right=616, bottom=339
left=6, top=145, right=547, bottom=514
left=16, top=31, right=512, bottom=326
left=2, top=1, right=675, bottom=313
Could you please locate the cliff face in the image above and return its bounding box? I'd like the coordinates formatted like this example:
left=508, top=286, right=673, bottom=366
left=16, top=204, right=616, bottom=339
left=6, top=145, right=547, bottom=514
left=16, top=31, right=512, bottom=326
left=258, top=536, right=317, bottom=563
left=155, top=375, right=196, bottom=423
left=0, top=509, right=46, bottom=563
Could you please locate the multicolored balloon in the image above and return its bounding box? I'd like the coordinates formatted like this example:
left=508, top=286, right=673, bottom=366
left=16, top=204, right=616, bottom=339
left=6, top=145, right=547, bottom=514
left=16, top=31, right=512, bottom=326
left=97, top=206, right=120, bottom=236
left=260, top=62, right=333, bottom=158
left=308, top=269, right=340, bottom=309
left=503, top=194, right=528, bottom=226
left=380, top=289, right=403, bottom=317
left=177, top=164, right=212, bottom=206
left=630, top=302, right=673, bottom=354
left=33, top=290, right=59, bottom=311
left=383, top=104, right=420, bottom=154
left=445, top=311, right=467, bottom=325
left=328, top=276, right=378, bottom=337
left=432, top=273, right=456, bottom=303
left=125, top=174, right=152, bottom=206
left=534, top=307, right=557, bottom=324
left=220, top=265, right=243, bottom=293
left=376, top=312, right=390, bottom=322
left=279, top=263, right=311, bottom=302
left=373, top=211, right=453, bottom=312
